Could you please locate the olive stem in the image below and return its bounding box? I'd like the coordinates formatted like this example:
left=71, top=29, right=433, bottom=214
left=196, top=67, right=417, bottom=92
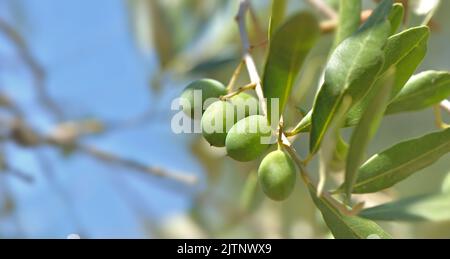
left=284, top=144, right=363, bottom=217
left=220, top=83, right=256, bottom=100
left=236, top=0, right=268, bottom=117
left=226, top=60, right=245, bottom=92
left=434, top=105, right=450, bottom=129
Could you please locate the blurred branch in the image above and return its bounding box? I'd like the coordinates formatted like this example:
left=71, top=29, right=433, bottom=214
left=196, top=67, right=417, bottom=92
left=1, top=85, right=197, bottom=186
left=0, top=93, right=197, bottom=186
left=320, top=10, right=373, bottom=34
left=1, top=164, right=34, bottom=183
left=74, top=143, right=197, bottom=185
left=0, top=18, right=64, bottom=121
left=306, top=0, right=338, bottom=20
left=102, top=108, right=166, bottom=133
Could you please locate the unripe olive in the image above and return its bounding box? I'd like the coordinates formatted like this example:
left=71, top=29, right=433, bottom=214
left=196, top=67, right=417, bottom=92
left=258, top=150, right=297, bottom=201
left=201, top=101, right=235, bottom=147
left=180, top=79, right=227, bottom=119
left=225, top=115, right=272, bottom=162
left=230, top=93, right=260, bottom=119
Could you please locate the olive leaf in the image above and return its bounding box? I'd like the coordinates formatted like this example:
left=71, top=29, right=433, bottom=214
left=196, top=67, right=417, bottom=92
left=388, top=3, right=404, bottom=35
left=268, top=0, right=288, bottom=39
left=318, top=97, right=352, bottom=196
left=263, top=12, right=320, bottom=124
left=442, top=173, right=450, bottom=193
left=309, top=0, right=392, bottom=154
left=386, top=71, right=450, bottom=114
left=343, top=69, right=395, bottom=199
left=334, top=0, right=362, bottom=47
left=307, top=184, right=391, bottom=239
left=288, top=110, right=312, bottom=135
left=351, top=128, right=450, bottom=194
left=345, top=26, right=429, bottom=126
left=360, top=193, right=450, bottom=222
left=381, top=26, right=430, bottom=95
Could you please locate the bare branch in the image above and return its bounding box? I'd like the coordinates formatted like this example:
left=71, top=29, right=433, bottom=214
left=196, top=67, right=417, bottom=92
left=2, top=166, right=34, bottom=183
left=0, top=18, right=64, bottom=121
left=73, top=143, right=197, bottom=185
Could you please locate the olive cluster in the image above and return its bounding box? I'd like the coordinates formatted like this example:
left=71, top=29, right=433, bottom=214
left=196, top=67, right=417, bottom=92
left=181, top=79, right=297, bottom=201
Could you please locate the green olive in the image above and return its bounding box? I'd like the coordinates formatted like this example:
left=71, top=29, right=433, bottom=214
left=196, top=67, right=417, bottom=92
left=258, top=150, right=297, bottom=201
left=225, top=115, right=272, bottom=162
left=201, top=101, right=235, bottom=147
left=180, top=79, right=227, bottom=119
left=230, top=93, right=260, bottom=120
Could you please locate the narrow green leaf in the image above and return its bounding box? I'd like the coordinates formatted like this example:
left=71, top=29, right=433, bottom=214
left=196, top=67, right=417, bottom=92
left=388, top=3, right=404, bottom=35
left=345, top=26, right=429, bottom=126
left=344, top=70, right=395, bottom=199
left=361, top=193, right=450, bottom=222
left=388, top=35, right=428, bottom=97
left=288, top=110, right=312, bottom=135
left=352, top=128, right=450, bottom=194
left=307, top=184, right=391, bottom=239
left=442, top=172, right=450, bottom=193
left=263, top=12, right=320, bottom=124
left=384, top=26, right=428, bottom=79
left=386, top=71, right=450, bottom=114
left=309, top=0, right=392, bottom=154
left=334, top=0, right=362, bottom=47
left=269, top=0, right=288, bottom=39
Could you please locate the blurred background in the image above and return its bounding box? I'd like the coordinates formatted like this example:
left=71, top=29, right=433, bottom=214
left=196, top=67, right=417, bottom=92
left=0, top=0, right=449, bottom=238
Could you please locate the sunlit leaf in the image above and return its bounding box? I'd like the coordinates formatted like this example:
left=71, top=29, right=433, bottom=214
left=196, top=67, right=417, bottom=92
left=345, top=26, right=429, bottom=125
left=388, top=3, right=405, bottom=35
left=309, top=0, right=392, bottom=154
left=386, top=71, right=450, bottom=114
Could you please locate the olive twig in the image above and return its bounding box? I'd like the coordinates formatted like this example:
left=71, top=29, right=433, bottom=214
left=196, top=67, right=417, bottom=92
left=220, top=83, right=256, bottom=101
left=236, top=0, right=268, bottom=117
left=0, top=18, right=64, bottom=121
left=434, top=105, right=450, bottom=129
left=226, top=60, right=245, bottom=92
left=250, top=39, right=268, bottom=50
